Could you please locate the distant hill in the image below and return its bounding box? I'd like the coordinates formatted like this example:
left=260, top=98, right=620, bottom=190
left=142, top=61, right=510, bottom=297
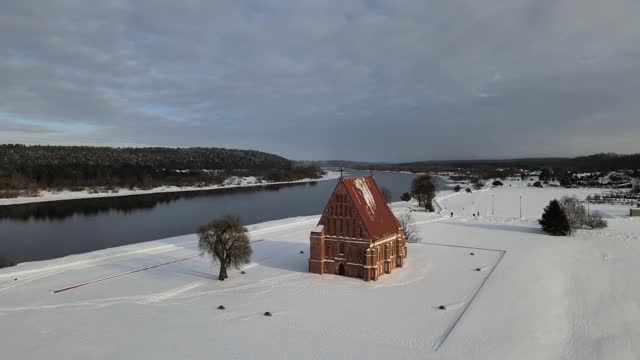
left=311, top=153, right=640, bottom=173
left=0, top=145, right=321, bottom=193
left=399, top=153, right=640, bottom=172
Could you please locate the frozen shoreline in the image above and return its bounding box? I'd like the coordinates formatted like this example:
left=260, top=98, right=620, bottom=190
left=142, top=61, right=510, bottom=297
left=0, top=171, right=341, bottom=207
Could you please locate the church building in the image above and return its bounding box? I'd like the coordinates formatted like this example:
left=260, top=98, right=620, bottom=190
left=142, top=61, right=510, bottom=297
left=308, top=176, right=407, bottom=281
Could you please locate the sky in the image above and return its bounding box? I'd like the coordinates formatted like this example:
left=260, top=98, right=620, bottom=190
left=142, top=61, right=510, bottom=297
left=1, top=0, right=640, bottom=162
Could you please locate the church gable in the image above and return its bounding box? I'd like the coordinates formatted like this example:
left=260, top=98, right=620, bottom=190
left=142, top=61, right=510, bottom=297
left=319, top=182, right=370, bottom=240
left=318, top=176, right=402, bottom=242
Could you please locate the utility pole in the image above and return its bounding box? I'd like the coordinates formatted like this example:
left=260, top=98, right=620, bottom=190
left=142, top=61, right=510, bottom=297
left=339, top=167, right=344, bottom=178
left=492, top=194, right=495, bottom=216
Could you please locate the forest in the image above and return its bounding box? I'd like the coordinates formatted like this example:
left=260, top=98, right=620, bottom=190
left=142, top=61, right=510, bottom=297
left=0, top=144, right=323, bottom=197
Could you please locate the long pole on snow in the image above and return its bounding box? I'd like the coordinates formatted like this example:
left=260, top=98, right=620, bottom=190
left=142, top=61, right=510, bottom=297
left=52, top=253, right=204, bottom=294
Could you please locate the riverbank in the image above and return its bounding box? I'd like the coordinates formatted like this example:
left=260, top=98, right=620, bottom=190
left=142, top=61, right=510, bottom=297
left=0, top=171, right=341, bottom=207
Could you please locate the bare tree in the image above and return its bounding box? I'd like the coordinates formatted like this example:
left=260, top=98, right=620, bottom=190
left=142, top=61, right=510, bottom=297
left=381, top=186, right=392, bottom=204
left=560, top=196, right=587, bottom=230
left=411, top=175, right=436, bottom=212
left=397, top=211, right=418, bottom=243
left=198, top=215, right=252, bottom=281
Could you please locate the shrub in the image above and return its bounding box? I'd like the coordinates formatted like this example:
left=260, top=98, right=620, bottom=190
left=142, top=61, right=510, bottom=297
left=453, top=185, right=461, bottom=192
left=400, top=192, right=412, bottom=201
left=465, top=188, right=472, bottom=193
left=539, top=199, right=571, bottom=236
left=492, top=180, right=504, bottom=186
left=586, top=215, right=608, bottom=229
left=533, top=181, right=543, bottom=188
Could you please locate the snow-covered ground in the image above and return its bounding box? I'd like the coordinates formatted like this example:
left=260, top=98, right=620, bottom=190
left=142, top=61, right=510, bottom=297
left=0, top=171, right=341, bottom=206
left=1, top=181, right=639, bottom=359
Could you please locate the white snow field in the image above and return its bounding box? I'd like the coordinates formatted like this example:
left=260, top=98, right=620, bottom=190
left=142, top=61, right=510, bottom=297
left=1, top=182, right=640, bottom=359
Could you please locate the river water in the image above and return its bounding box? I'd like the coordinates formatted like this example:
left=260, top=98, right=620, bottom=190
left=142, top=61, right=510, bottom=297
left=0, top=170, right=445, bottom=264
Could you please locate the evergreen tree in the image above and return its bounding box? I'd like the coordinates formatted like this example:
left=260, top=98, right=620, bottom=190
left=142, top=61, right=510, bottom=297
left=400, top=192, right=412, bottom=201
left=539, top=199, right=571, bottom=236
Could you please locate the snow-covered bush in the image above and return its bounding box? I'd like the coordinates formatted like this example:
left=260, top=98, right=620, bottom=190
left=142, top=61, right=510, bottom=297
left=586, top=215, right=608, bottom=229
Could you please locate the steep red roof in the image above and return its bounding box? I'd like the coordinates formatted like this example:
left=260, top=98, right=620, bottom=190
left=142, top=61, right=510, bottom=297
left=341, top=176, right=401, bottom=242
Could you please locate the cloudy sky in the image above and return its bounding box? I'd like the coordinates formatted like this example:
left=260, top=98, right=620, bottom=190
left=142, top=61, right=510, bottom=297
left=1, top=1, right=639, bottom=162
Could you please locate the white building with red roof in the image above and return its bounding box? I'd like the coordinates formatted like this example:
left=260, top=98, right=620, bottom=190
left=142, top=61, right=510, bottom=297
left=308, top=176, right=407, bottom=281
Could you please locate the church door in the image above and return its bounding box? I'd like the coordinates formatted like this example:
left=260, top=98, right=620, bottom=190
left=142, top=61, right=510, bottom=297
left=338, top=263, right=345, bottom=276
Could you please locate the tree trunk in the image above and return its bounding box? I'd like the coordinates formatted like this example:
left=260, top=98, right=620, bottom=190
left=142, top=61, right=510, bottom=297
left=218, top=264, right=228, bottom=281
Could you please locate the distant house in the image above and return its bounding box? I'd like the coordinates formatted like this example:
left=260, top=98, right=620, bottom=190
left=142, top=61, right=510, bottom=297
left=308, top=176, right=407, bottom=281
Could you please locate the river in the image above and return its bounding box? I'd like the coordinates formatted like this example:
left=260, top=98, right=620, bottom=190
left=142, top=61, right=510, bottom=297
left=0, top=170, right=446, bottom=264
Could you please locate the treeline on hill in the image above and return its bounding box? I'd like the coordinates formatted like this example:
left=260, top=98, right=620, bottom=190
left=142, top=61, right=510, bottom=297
left=0, top=145, right=323, bottom=197
left=354, top=153, right=640, bottom=178
left=395, top=153, right=640, bottom=173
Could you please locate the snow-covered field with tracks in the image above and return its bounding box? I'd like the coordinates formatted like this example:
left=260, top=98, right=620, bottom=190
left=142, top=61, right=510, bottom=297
left=1, top=181, right=639, bottom=359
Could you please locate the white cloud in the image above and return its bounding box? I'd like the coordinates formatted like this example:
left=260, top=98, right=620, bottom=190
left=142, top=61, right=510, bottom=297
left=1, top=0, right=639, bottom=161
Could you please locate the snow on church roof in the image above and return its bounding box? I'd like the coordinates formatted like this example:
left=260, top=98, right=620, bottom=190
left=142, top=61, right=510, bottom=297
left=353, top=177, right=376, bottom=217
left=341, top=176, right=401, bottom=242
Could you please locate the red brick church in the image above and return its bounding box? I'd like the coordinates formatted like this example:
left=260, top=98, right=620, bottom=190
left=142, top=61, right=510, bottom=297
left=309, top=176, right=407, bottom=281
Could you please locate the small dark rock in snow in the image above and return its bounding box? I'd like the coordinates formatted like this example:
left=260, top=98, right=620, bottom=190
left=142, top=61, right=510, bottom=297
left=218, top=305, right=226, bottom=310
left=14, top=278, right=18, bottom=281
left=470, top=252, right=475, bottom=256
left=264, top=312, right=272, bottom=316
left=300, top=250, right=304, bottom=254
left=438, top=305, right=446, bottom=310
left=240, top=271, right=246, bottom=274
left=475, top=268, right=482, bottom=272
